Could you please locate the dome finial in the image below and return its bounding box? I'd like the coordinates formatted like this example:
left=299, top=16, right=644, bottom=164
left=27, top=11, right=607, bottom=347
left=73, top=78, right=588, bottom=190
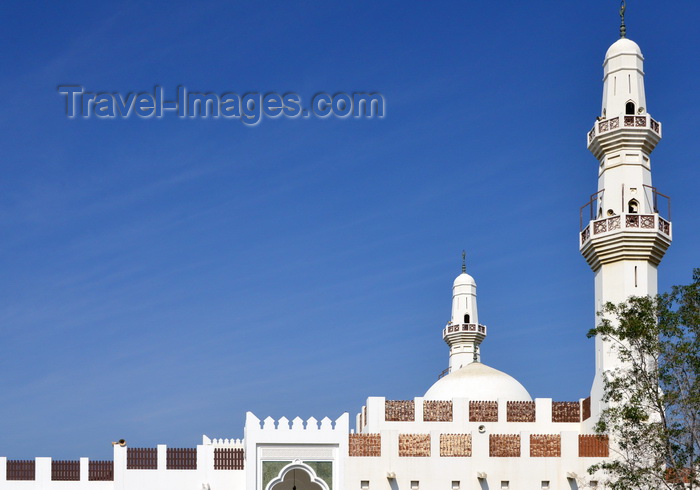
left=619, top=0, right=627, bottom=38
left=461, top=250, right=466, bottom=273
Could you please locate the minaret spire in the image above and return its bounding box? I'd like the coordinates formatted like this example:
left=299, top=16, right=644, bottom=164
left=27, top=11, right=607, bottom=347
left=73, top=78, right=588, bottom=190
left=619, top=0, right=627, bottom=38
left=461, top=250, right=466, bottom=273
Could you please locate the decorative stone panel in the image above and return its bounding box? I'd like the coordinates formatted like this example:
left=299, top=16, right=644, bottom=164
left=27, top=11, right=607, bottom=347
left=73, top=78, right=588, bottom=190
left=423, top=401, right=453, bottom=422
left=552, top=402, right=580, bottom=422
left=579, top=435, right=609, bottom=457
left=399, top=434, right=431, bottom=457
left=507, top=401, right=535, bottom=422
left=489, top=434, right=520, bottom=457
left=385, top=400, right=415, bottom=421
left=469, top=401, right=498, bottom=422
left=440, top=434, right=472, bottom=457
left=582, top=397, right=591, bottom=421
left=349, top=434, right=381, bottom=457
left=530, top=435, right=561, bottom=457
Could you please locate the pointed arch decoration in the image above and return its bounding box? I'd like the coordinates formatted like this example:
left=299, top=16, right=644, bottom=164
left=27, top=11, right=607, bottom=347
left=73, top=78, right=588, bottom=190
left=266, top=461, right=330, bottom=490
left=628, top=198, right=639, bottom=214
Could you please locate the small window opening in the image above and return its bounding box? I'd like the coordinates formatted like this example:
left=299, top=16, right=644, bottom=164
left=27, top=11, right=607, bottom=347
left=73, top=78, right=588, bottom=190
left=628, top=199, right=639, bottom=213
left=541, top=482, right=551, bottom=490
left=626, top=101, right=636, bottom=115
left=451, top=482, right=460, bottom=490
left=464, top=313, right=470, bottom=324
left=501, top=482, right=510, bottom=490
left=361, top=482, right=369, bottom=490
left=635, top=266, right=638, bottom=288
left=598, top=206, right=603, bottom=218
left=410, top=482, right=419, bottom=490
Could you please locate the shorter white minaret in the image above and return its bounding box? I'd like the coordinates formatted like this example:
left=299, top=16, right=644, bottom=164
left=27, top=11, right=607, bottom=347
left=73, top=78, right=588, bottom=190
left=442, top=252, right=487, bottom=372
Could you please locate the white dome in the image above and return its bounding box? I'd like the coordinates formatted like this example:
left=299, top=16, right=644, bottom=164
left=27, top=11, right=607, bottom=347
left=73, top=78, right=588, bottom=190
left=453, top=272, right=475, bottom=287
left=605, top=38, right=642, bottom=59
left=424, top=362, right=532, bottom=401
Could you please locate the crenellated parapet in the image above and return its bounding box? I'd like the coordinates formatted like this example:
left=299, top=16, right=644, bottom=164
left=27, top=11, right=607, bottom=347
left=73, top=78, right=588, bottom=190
left=246, top=414, right=344, bottom=432
left=202, top=436, right=244, bottom=448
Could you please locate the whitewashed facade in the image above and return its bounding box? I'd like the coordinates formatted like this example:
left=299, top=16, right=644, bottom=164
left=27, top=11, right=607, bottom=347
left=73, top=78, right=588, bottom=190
left=1, top=25, right=673, bottom=490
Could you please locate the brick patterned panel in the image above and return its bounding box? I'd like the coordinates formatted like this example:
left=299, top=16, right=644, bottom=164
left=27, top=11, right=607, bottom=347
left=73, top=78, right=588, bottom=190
left=530, top=434, right=561, bottom=457
left=423, top=401, right=453, bottom=422
left=507, top=401, right=536, bottom=422
left=552, top=402, right=580, bottom=422
left=398, top=434, right=431, bottom=457
left=579, top=435, right=609, bottom=457
left=469, top=401, right=498, bottom=422
left=385, top=400, right=415, bottom=421
left=665, top=468, right=692, bottom=484
left=349, top=434, right=381, bottom=457
left=89, top=461, right=114, bottom=481
left=489, top=434, right=520, bottom=457
left=52, top=460, right=80, bottom=481
left=582, top=397, right=591, bottom=421
left=214, top=448, right=244, bottom=469
left=440, top=434, right=472, bottom=457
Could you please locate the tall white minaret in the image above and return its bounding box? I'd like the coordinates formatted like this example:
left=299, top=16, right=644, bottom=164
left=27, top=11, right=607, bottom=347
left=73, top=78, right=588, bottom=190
left=442, top=252, right=486, bottom=372
left=580, top=7, right=672, bottom=419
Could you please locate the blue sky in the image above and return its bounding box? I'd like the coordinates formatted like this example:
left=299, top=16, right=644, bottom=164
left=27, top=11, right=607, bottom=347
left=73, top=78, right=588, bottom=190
left=0, top=1, right=698, bottom=459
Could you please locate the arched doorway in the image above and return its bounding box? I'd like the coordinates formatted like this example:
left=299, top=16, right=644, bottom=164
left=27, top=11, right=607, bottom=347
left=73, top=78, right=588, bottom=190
left=267, top=462, right=329, bottom=490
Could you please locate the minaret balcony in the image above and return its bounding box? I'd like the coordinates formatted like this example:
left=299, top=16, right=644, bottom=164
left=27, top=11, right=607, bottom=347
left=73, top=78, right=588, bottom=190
left=588, top=114, right=661, bottom=143
left=587, top=114, right=662, bottom=159
left=580, top=212, right=671, bottom=248
left=580, top=212, right=672, bottom=269
left=442, top=322, right=487, bottom=340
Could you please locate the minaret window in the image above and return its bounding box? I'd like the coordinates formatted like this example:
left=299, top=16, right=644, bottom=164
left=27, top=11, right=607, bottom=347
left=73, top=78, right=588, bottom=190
left=626, top=101, right=636, bottom=115
left=464, top=314, right=470, bottom=324
left=628, top=199, right=639, bottom=213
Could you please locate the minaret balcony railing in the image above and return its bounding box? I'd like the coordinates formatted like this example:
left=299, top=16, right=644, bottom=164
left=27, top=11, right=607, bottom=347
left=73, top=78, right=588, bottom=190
left=588, top=114, right=661, bottom=144
left=580, top=212, right=671, bottom=247
left=442, top=323, right=487, bottom=338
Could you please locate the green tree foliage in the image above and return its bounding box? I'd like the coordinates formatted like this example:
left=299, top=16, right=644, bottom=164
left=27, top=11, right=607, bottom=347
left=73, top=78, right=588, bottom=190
left=587, top=269, right=699, bottom=489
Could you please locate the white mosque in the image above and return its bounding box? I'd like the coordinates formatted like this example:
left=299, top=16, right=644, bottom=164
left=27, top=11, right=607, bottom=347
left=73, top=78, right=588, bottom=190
left=0, top=9, right=673, bottom=490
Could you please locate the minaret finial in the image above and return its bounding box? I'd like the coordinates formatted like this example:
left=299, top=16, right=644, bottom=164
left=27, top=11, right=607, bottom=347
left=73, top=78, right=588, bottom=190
left=461, top=250, right=466, bottom=273
left=619, top=0, right=627, bottom=38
